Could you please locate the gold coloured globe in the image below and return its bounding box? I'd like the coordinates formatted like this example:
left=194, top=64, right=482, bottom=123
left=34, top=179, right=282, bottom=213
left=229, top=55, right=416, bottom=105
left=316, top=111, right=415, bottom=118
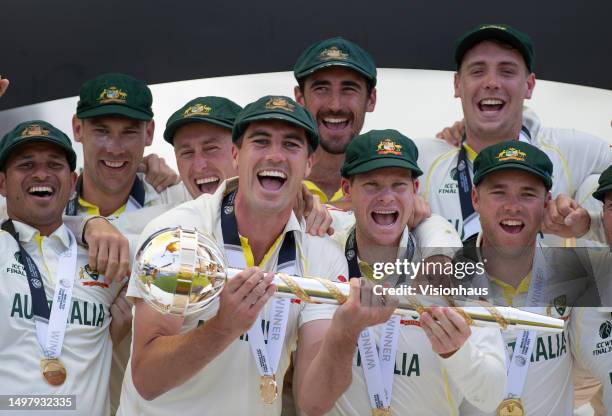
left=135, top=227, right=227, bottom=315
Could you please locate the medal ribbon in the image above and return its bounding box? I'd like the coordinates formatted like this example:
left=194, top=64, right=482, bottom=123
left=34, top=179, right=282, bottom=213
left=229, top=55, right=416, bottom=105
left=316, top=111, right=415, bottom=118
left=504, top=236, right=548, bottom=401
left=357, top=315, right=400, bottom=411
left=345, top=228, right=404, bottom=411
left=220, top=190, right=296, bottom=384
left=1, top=220, right=78, bottom=359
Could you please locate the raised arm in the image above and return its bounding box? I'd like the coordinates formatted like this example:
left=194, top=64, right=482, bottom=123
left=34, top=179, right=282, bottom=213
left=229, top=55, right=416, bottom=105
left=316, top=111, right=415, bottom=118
left=131, top=267, right=274, bottom=400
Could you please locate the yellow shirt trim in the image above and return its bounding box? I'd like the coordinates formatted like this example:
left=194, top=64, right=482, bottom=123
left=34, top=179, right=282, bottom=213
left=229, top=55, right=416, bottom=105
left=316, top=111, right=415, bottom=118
left=34, top=234, right=54, bottom=285
left=442, top=369, right=457, bottom=416
left=463, top=143, right=478, bottom=162
left=78, top=197, right=127, bottom=217
left=489, top=272, right=532, bottom=306
left=239, top=233, right=284, bottom=268
left=303, top=180, right=344, bottom=203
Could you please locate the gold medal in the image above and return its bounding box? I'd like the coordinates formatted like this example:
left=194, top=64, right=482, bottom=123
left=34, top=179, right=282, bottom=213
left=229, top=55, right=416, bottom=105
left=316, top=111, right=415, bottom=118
left=40, top=358, right=66, bottom=386
left=259, top=375, right=278, bottom=404
left=497, top=398, right=524, bottom=416
left=371, top=407, right=391, bottom=416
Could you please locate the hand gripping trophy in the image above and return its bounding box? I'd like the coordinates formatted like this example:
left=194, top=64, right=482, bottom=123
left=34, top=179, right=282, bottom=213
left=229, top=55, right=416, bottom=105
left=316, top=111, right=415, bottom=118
left=135, top=227, right=564, bottom=333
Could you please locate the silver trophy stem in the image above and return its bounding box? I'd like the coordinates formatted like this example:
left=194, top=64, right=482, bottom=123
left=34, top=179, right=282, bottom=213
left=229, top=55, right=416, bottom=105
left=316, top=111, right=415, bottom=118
left=226, top=268, right=564, bottom=333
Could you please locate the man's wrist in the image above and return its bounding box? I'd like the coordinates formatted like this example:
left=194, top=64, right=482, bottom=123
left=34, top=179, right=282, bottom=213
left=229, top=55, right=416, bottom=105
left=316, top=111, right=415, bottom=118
left=81, top=215, right=108, bottom=246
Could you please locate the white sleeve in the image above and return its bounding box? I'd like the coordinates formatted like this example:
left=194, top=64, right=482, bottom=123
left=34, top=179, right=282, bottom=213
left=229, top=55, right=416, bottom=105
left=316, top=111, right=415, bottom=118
left=582, top=211, right=608, bottom=245
left=553, top=130, right=612, bottom=196
left=298, top=235, right=349, bottom=327
left=412, top=213, right=462, bottom=259
left=440, top=326, right=507, bottom=412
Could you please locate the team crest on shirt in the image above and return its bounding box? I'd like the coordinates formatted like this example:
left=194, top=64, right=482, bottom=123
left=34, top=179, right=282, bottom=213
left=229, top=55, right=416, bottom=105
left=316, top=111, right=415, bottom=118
left=21, top=124, right=50, bottom=138
left=546, top=295, right=569, bottom=319
left=496, top=147, right=527, bottom=162
left=376, top=139, right=402, bottom=155
left=79, top=264, right=109, bottom=288
left=183, top=103, right=212, bottom=118
left=319, top=46, right=349, bottom=61
left=98, top=86, right=128, bottom=104
left=265, top=97, right=295, bottom=112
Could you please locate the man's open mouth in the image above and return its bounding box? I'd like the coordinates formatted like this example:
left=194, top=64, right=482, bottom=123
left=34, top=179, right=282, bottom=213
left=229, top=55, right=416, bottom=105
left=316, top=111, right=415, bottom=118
left=371, top=209, right=399, bottom=226
left=478, top=98, right=505, bottom=113
left=28, top=185, right=54, bottom=199
left=499, top=219, right=524, bottom=234
left=102, top=160, right=128, bottom=169
left=257, top=170, right=287, bottom=191
left=321, top=116, right=350, bottom=130
left=195, top=176, right=220, bottom=194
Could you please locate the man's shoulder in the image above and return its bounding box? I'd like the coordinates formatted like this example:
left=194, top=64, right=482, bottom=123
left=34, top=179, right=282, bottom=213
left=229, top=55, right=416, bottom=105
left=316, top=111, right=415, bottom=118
left=413, top=137, right=458, bottom=169
left=535, top=124, right=606, bottom=151
left=140, top=192, right=221, bottom=241
left=298, top=233, right=345, bottom=274
left=141, top=175, right=191, bottom=206
left=414, top=138, right=459, bottom=185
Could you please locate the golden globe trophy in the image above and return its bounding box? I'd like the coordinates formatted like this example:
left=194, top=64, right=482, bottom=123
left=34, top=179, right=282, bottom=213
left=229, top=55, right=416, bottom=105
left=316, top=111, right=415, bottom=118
left=135, top=227, right=564, bottom=333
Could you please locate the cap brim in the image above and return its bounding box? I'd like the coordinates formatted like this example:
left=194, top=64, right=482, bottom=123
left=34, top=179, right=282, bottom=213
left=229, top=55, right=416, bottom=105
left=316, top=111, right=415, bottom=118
left=236, top=112, right=318, bottom=150
left=474, top=163, right=551, bottom=189
left=77, top=104, right=152, bottom=121
left=343, top=158, right=423, bottom=178
left=593, top=184, right=612, bottom=202
left=297, top=61, right=376, bottom=86
left=164, top=117, right=233, bottom=143
left=1, top=137, right=77, bottom=171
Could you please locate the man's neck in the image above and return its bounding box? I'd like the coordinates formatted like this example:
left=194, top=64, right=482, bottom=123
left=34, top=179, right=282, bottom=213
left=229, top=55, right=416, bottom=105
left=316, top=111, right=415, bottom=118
left=8, top=214, right=61, bottom=237
left=306, top=148, right=344, bottom=199
left=465, top=122, right=522, bottom=153
left=234, top=191, right=293, bottom=266
left=481, top=236, right=535, bottom=289
left=81, top=172, right=133, bottom=217
left=355, top=227, right=401, bottom=266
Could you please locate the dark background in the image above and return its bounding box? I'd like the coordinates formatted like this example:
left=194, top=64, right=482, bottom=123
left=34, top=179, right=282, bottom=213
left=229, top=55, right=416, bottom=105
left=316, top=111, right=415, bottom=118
left=1, top=0, right=610, bottom=110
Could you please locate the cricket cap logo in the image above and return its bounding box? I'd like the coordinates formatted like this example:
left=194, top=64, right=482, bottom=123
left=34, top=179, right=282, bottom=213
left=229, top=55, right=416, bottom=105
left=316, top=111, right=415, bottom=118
left=21, top=124, right=50, bottom=138
left=265, top=97, right=295, bottom=112
left=183, top=103, right=212, bottom=118
left=98, top=86, right=128, bottom=104
left=319, top=46, right=349, bottom=61
left=496, top=147, right=527, bottom=162
left=376, top=139, right=402, bottom=155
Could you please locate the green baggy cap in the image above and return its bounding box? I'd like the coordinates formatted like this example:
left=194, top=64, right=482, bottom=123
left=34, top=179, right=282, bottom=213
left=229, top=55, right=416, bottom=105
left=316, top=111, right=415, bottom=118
left=455, top=24, right=535, bottom=71
left=76, top=73, right=153, bottom=121
left=0, top=120, right=76, bottom=171
left=232, top=95, right=319, bottom=151
left=293, top=37, right=377, bottom=87
left=473, top=140, right=553, bottom=190
left=164, top=97, right=243, bottom=144
left=341, top=129, right=422, bottom=178
left=593, top=165, right=612, bottom=202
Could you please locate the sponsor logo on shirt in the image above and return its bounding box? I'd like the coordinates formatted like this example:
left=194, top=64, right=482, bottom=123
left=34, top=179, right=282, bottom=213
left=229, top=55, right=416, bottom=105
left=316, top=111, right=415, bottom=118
left=79, top=264, right=109, bottom=288
left=437, top=170, right=458, bottom=195
left=593, top=320, right=612, bottom=356
left=5, top=252, right=26, bottom=277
